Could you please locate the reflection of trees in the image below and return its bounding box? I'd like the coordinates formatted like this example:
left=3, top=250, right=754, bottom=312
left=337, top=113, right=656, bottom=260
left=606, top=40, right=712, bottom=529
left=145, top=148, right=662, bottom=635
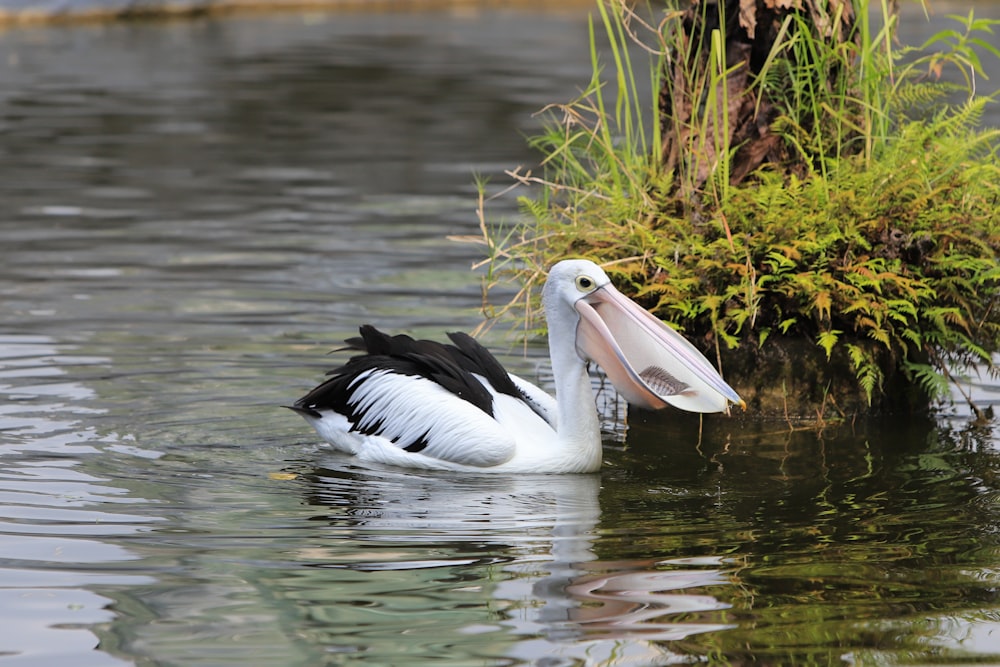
left=605, top=413, right=1000, bottom=663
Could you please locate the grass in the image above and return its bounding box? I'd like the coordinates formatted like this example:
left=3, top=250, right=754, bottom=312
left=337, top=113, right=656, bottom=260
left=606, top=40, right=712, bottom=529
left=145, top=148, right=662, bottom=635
left=474, top=0, right=1000, bottom=418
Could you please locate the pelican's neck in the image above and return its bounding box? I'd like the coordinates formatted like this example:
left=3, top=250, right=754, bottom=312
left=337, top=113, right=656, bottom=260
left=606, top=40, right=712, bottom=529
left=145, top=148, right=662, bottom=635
left=547, top=306, right=603, bottom=472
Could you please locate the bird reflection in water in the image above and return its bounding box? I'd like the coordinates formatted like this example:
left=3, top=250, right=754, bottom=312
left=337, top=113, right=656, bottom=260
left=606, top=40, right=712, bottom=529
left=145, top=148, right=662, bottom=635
left=300, top=459, right=735, bottom=665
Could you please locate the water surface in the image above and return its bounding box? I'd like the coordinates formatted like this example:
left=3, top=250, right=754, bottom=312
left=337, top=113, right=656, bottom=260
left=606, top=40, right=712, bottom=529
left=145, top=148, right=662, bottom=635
left=1, top=4, right=1000, bottom=666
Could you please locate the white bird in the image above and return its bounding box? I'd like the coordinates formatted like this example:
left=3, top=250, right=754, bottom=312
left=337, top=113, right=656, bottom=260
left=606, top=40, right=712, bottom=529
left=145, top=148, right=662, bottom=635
left=291, top=259, right=742, bottom=473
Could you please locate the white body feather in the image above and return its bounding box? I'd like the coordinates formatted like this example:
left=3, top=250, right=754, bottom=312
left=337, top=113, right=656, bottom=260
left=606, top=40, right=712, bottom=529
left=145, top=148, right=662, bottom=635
left=299, top=369, right=602, bottom=474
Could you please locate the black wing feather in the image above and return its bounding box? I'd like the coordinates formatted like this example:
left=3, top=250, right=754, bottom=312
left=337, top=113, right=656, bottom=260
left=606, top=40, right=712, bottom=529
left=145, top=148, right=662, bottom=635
left=446, top=331, right=554, bottom=425
left=293, top=325, right=554, bottom=454
left=295, top=325, right=500, bottom=424
left=445, top=332, right=525, bottom=400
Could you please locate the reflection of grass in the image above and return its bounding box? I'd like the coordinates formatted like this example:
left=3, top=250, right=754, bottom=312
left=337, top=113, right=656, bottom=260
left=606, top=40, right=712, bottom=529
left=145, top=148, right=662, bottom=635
left=605, top=413, right=1000, bottom=664
left=478, top=0, right=1000, bottom=415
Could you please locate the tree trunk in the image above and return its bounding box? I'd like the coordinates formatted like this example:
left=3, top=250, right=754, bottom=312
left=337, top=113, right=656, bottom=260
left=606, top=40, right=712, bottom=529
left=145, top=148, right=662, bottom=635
left=659, top=0, right=858, bottom=190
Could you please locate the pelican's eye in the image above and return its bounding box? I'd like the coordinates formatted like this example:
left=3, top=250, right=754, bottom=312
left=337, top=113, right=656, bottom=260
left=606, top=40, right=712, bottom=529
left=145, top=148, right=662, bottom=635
left=575, top=275, right=597, bottom=293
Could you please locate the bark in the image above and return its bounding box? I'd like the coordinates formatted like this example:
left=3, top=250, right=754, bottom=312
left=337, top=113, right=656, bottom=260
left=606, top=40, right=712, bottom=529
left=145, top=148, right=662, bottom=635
left=659, top=0, right=857, bottom=191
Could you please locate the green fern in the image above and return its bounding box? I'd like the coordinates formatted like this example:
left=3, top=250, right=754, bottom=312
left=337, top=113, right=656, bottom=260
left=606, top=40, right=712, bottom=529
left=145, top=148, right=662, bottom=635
left=477, top=1, right=1000, bottom=416
left=905, top=362, right=952, bottom=401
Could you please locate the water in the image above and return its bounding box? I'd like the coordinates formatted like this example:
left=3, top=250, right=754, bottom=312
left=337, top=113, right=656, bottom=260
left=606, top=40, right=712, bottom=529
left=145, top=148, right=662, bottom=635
left=1, top=4, right=999, bottom=665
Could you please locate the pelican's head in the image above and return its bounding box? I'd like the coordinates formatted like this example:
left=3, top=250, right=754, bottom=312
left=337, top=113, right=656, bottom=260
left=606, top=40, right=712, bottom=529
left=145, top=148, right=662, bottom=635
left=543, top=259, right=743, bottom=414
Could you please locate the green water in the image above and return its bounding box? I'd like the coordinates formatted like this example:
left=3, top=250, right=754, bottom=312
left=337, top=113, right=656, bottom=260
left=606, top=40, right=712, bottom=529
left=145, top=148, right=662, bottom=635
left=1, top=4, right=999, bottom=666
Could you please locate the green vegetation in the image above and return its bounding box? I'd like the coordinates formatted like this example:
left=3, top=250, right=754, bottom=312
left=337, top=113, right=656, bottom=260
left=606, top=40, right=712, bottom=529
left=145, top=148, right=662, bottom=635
left=477, top=0, right=1000, bottom=418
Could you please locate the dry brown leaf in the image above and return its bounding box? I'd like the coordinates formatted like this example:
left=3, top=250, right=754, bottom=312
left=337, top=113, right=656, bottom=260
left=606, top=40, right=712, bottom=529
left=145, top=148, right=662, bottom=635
left=738, top=0, right=757, bottom=39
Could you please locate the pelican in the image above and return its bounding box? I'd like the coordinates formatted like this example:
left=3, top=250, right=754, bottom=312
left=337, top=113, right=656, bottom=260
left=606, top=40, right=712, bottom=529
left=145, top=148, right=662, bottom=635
left=291, top=259, right=742, bottom=473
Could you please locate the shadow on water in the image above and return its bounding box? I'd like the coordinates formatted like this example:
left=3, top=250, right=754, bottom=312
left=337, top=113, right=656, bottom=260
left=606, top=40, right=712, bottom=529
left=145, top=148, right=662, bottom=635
left=597, top=412, right=1000, bottom=663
